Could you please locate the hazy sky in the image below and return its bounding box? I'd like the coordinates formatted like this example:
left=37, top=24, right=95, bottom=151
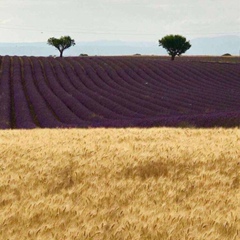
left=0, top=0, right=239, bottom=42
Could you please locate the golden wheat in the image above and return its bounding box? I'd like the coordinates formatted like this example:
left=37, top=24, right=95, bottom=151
left=0, top=128, right=239, bottom=240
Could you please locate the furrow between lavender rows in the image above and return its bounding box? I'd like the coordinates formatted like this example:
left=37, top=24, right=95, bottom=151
left=68, top=58, right=165, bottom=116
left=52, top=57, right=143, bottom=119
left=148, top=60, right=240, bottom=109
left=21, top=56, right=67, bottom=128
left=75, top=58, right=178, bottom=115
left=33, top=57, right=86, bottom=125
left=0, top=56, right=11, bottom=129
left=59, top=58, right=148, bottom=118
left=11, top=56, right=36, bottom=128
left=114, top=58, right=208, bottom=112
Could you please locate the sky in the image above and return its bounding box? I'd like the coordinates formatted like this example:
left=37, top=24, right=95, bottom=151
left=0, top=0, right=239, bottom=43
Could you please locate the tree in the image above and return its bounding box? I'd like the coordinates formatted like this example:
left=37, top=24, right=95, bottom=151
left=47, top=36, right=75, bottom=57
left=159, top=35, right=191, bottom=60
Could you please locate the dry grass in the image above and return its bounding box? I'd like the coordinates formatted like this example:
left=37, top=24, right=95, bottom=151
left=0, top=128, right=239, bottom=240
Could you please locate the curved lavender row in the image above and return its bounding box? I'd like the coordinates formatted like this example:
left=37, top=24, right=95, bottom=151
left=148, top=60, right=240, bottom=111
left=62, top=58, right=146, bottom=118
left=92, top=57, right=174, bottom=114
left=90, top=57, right=166, bottom=102
left=106, top=58, right=238, bottom=116
left=91, top=57, right=161, bottom=97
left=158, top=61, right=240, bottom=95
left=123, top=58, right=213, bottom=100
left=73, top=58, right=159, bottom=114
left=147, top=62, right=239, bottom=111
left=127, top=59, right=212, bottom=112
left=164, top=61, right=240, bottom=107
left=149, top=60, right=223, bottom=90
left=11, top=56, right=36, bottom=128
left=0, top=56, right=11, bottom=129
left=109, top=58, right=199, bottom=115
left=74, top=57, right=161, bottom=115
left=68, top=58, right=150, bottom=117
left=102, top=58, right=239, bottom=117
left=39, top=57, right=97, bottom=121
left=111, top=58, right=199, bottom=113
left=124, top=58, right=207, bottom=95
left=142, top=60, right=234, bottom=110
left=107, top=57, right=201, bottom=113
left=117, top=58, right=199, bottom=110
left=114, top=57, right=165, bottom=92
left=22, top=57, right=70, bottom=128
left=50, top=58, right=131, bottom=120
left=198, top=62, right=240, bottom=83
left=139, top=58, right=237, bottom=94
left=182, top=62, right=240, bottom=93
left=102, top=58, right=179, bottom=113
left=218, top=64, right=240, bottom=79
left=31, top=57, right=85, bottom=125
left=56, top=58, right=141, bottom=118
left=86, top=58, right=168, bottom=113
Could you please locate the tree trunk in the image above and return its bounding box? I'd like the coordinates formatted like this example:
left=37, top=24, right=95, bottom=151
left=171, top=55, right=175, bottom=61
left=60, top=50, right=63, bottom=58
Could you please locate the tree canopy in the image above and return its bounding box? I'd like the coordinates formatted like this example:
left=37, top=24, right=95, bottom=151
left=159, top=35, right=191, bottom=60
left=47, top=36, right=75, bottom=57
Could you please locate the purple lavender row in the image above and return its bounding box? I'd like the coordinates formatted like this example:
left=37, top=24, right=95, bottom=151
left=106, top=58, right=181, bottom=100
left=0, top=56, right=11, bottom=129
left=146, top=60, right=216, bottom=96
left=98, top=57, right=240, bottom=117
left=21, top=56, right=71, bottom=128
left=122, top=58, right=192, bottom=93
left=113, top=58, right=165, bottom=92
left=145, top=60, right=232, bottom=111
left=73, top=58, right=159, bottom=116
left=181, top=62, right=239, bottom=92
left=84, top=61, right=162, bottom=113
left=89, top=58, right=171, bottom=114
left=89, top=56, right=218, bottom=114
left=151, top=61, right=240, bottom=108
left=98, top=58, right=178, bottom=114
left=11, top=56, right=36, bottom=128
left=196, top=62, right=240, bottom=85
left=31, top=57, right=85, bottom=126
left=105, top=57, right=188, bottom=114
left=106, top=58, right=189, bottom=115
left=56, top=58, right=132, bottom=119
left=121, top=58, right=215, bottom=113
left=40, top=57, right=107, bottom=121
left=117, top=58, right=195, bottom=108
left=149, top=60, right=240, bottom=112
left=154, top=60, right=239, bottom=95
left=173, top=62, right=240, bottom=107
left=100, top=58, right=164, bottom=94
left=67, top=58, right=147, bottom=118
left=93, top=57, right=161, bottom=97
left=50, top=57, right=130, bottom=120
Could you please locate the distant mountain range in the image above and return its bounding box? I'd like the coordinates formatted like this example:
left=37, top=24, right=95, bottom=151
left=0, top=35, right=239, bottom=57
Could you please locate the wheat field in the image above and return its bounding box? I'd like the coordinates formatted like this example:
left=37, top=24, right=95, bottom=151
left=0, top=128, right=239, bottom=240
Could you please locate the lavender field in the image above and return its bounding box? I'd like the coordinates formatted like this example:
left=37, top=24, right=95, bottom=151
left=0, top=55, right=239, bottom=129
